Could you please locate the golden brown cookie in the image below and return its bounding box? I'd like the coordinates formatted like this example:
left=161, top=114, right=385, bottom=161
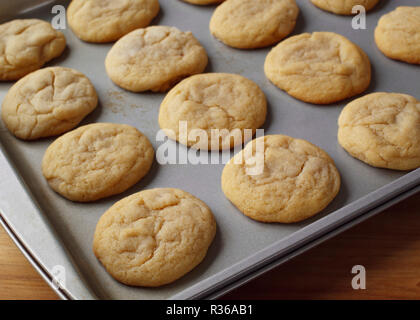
left=209, top=0, right=299, bottom=49
left=338, top=92, right=420, bottom=170
left=310, top=0, right=380, bottom=15
left=264, top=32, right=371, bottom=104
left=42, top=123, right=154, bottom=202
left=105, top=26, right=208, bottom=92
left=0, top=19, right=66, bottom=81
left=93, top=188, right=216, bottom=287
left=221, top=134, right=341, bottom=223
left=158, top=73, right=267, bottom=150
left=67, top=0, right=160, bottom=43
left=1, top=67, right=97, bottom=140
left=375, top=6, right=420, bottom=65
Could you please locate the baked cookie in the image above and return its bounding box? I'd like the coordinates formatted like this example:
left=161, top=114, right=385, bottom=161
left=375, top=7, right=420, bottom=65
left=93, top=188, right=216, bottom=287
left=338, top=92, right=420, bottom=170
left=182, top=0, right=224, bottom=5
left=158, top=73, right=267, bottom=150
left=310, top=0, right=380, bottom=15
left=67, top=0, right=160, bottom=43
left=0, top=19, right=66, bottom=81
left=264, top=32, right=371, bottom=104
left=105, top=26, right=208, bottom=92
left=1, top=67, right=97, bottom=140
left=209, top=0, right=299, bottom=49
left=42, top=123, right=154, bottom=202
left=221, top=135, right=340, bottom=223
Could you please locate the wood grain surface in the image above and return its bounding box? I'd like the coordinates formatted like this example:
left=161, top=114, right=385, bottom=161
left=0, top=194, right=419, bottom=300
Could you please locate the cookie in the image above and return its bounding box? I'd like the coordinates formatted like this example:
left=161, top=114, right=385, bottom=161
left=182, top=0, right=224, bottom=5
left=105, top=26, right=208, bottom=92
left=1, top=67, right=97, bottom=140
left=338, top=92, right=420, bottom=170
left=67, top=0, right=160, bottom=43
left=42, top=123, right=154, bottom=202
left=264, top=32, right=371, bottom=104
left=310, top=0, right=380, bottom=15
left=158, top=73, right=267, bottom=150
left=221, top=135, right=341, bottom=223
left=375, top=7, right=420, bottom=65
left=0, top=19, right=66, bottom=81
left=93, top=188, right=216, bottom=287
left=209, top=0, right=299, bottom=49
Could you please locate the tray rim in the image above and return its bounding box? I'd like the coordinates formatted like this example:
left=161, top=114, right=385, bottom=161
left=0, top=214, right=70, bottom=300
left=0, top=142, right=98, bottom=300
left=172, top=168, right=420, bottom=299
left=205, top=184, right=420, bottom=300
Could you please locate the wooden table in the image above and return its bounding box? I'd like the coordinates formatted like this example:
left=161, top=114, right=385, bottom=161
left=1, top=194, right=419, bottom=300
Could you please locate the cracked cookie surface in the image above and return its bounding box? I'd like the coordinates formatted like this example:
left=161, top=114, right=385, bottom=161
left=93, top=188, right=216, bottom=287
left=67, top=0, right=160, bottom=43
left=158, top=73, right=267, bottom=150
left=310, top=0, right=380, bottom=15
left=0, top=19, right=66, bottom=80
left=221, top=135, right=340, bottom=223
left=210, top=0, right=299, bottom=49
left=375, top=7, right=420, bottom=65
left=42, top=123, right=154, bottom=202
left=338, top=92, right=420, bottom=170
left=264, top=32, right=371, bottom=104
left=1, top=67, right=98, bottom=140
left=105, top=26, right=208, bottom=92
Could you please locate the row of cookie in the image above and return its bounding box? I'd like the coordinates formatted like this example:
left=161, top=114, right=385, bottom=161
left=38, top=120, right=338, bottom=285
left=158, top=72, right=420, bottom=171
left=0, top=19, right=258, bottom=141
left=103, top=26, right=368, bottom=104
left=1, top=3, right=417, bottom=89
left=103, top=8, right=419, bottom=105
left=0, top=18, right=412, bottom=127
left=173, top=0, right=387, bottom=52
left=186, top=0, right=380, bottom=16
left=0, top=0, right=160, bottom=81
left=207, top=1, right=419, bottom=66
left=66, top=0, right=295, bottom=48
left=3, top=62, right=420, bottom=171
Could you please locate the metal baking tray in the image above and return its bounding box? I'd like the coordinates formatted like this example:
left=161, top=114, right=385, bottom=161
left=0, top=0, right=419, bottom=300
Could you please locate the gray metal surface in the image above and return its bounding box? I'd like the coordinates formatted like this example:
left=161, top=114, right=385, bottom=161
left=0, top=0, right=419, bottom=300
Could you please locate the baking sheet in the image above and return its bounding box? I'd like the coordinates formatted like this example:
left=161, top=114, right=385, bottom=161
left=0, top=0, right=419, bottom=300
